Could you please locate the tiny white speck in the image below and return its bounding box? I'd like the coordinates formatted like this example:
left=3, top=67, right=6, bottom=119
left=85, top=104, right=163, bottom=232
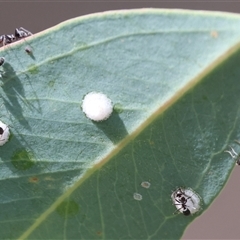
left=82, top=92, right=113, bottom=121
left=0, top=121, right=10, bottom=146
left=141, top=181, right=151, bottom=189
left=133, top=192, right=142, bottom=201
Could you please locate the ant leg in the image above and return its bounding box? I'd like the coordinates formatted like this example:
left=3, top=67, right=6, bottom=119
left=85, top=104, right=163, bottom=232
left=15, top=27, right=32, bottom=39
left=173, top=203, right=183, bottom=214
left=173, top=202, right=189, bottom=215
left=224, top=146, right=238, bottom=159
left=19, top=27, right=32, bottom=36
left=174, top=199, right=181, bottom=205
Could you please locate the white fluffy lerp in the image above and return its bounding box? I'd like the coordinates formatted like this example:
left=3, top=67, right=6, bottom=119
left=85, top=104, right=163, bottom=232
left=82, top=92, right=113, bottom=121
left=0, top=120, right=10, bottom=146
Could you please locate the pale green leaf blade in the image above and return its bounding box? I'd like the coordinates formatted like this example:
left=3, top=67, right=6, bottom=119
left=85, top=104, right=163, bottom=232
left=0, top=9, right=239, bottom=239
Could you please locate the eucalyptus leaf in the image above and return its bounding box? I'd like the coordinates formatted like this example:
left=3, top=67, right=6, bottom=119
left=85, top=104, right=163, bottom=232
left=0, top=9, right=239, bottom=239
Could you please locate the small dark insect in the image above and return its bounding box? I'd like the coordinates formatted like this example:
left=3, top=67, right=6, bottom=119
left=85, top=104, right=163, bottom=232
left=171, top=187, right=201, bottom=216
left=25, top=46, right=32, bottom=54
left=172, top=188, right=192, bottom=216
left=225, top=141, right=240, bottom=165
left=0, top=57, right=5, bottom=66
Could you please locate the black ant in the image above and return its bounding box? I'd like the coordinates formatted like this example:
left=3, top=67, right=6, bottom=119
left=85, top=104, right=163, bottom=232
left=172, top=188, right=192, bottom=216
left=0, top=27, right=32, bottom=47
left=171, top=187, right=201, bottom=216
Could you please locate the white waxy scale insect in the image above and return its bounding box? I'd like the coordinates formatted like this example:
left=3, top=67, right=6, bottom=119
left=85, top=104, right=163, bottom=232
left=133, top=192, right=142, bottom=201
left=82, top=92, right=113, bottom=121
left=141, top=181, right=151, bottom=189
left=171, top=187, right=201, bottom=216
left=0, top=121, right=10, bottom=146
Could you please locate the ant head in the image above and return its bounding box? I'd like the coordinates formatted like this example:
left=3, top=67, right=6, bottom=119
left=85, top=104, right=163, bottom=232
left=173, top=187, right=186, bottom=199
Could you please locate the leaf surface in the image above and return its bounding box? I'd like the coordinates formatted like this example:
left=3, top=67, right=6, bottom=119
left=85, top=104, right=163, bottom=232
left=0, top=9, right=239, bottom=239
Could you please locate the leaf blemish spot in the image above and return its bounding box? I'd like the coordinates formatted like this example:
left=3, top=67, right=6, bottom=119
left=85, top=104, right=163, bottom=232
left=141, top=181, right=151, bottom=189
left=171, top=187, right=201, bottom=216
left=56, top=200, right=79, bottom=217
left=11, top=149, right=35, bottom=170
left=81, top=92, right=113, bottom=121
left=0, top=120, right=10, bottom=146
left=210, top=30, right=218, bottom=38
left=27, top=64, right=39, bottom=74
left=29, top=176, right=39, bottom=183
left=113, top=103, right=124, bottom=114
left=133, top=192, right=142, bottom=201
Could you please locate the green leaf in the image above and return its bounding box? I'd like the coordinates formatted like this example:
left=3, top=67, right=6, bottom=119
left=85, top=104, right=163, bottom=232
left=0, top=9, right=239, bottom=239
